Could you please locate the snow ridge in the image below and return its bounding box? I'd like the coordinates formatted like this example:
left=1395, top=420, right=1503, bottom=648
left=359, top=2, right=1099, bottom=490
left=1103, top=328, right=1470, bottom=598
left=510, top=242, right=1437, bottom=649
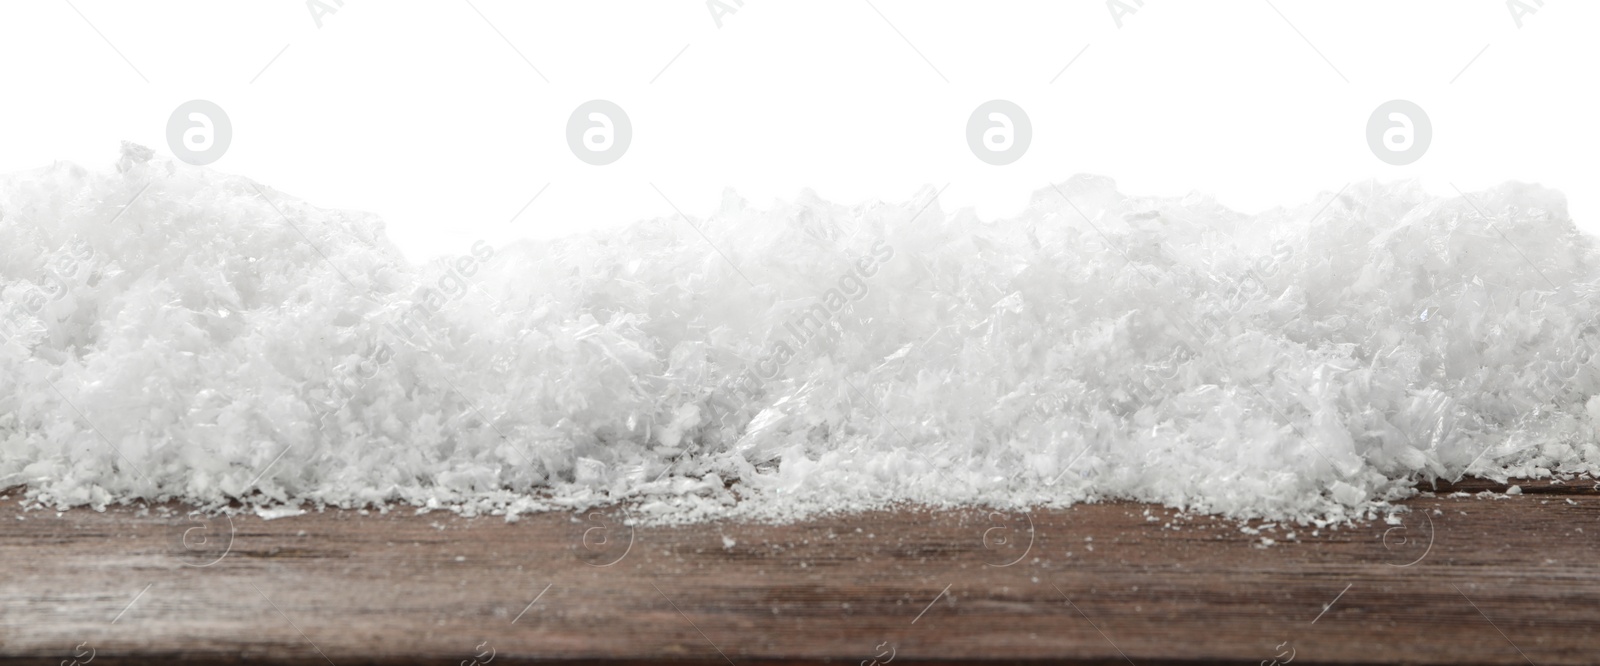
left=2, top=147, right=1597, bottom=524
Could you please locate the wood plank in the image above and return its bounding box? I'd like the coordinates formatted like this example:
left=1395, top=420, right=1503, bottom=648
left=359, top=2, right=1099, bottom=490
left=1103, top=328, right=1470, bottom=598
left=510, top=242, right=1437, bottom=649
left=1, top=484, right=1596, bottom=665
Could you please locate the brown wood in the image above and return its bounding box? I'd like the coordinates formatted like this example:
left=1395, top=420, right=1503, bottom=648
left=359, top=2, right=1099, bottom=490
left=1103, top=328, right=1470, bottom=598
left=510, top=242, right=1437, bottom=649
left=1, top=482, right=1597, bottom=665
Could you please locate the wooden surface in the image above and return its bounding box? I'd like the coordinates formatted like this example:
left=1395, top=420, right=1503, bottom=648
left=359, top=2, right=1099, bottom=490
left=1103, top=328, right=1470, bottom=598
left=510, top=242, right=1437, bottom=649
left=1, top=480, right=1597, bottom=665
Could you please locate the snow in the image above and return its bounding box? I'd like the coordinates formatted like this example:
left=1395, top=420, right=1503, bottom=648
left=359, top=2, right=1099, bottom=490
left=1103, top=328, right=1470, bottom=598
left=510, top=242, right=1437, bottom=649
left=1, top=144, right=1597, bottom=524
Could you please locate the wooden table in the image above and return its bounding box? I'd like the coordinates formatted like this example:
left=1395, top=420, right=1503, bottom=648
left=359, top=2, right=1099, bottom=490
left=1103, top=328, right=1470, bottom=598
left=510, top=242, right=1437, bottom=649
left=2, top=478, right=1596, bottom=665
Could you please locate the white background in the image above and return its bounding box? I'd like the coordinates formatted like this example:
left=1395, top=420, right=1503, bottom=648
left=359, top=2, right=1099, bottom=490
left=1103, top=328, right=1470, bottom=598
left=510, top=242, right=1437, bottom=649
left=2, top=0, right=1595, bottom=262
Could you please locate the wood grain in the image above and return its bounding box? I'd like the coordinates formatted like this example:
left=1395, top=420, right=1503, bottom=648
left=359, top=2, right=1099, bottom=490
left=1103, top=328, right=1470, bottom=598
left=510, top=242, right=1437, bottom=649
left=1, top=483, right=1596, bottom=665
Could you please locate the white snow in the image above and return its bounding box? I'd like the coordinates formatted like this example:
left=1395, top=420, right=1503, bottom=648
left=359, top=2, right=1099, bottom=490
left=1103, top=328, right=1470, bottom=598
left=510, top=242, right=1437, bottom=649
left=2, top=144, right=1597, bottom=524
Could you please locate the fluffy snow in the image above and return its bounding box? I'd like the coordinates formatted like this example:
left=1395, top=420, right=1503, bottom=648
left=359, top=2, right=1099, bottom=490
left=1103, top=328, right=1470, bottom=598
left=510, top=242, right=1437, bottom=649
left=2, top=144, right=1597, bottom=524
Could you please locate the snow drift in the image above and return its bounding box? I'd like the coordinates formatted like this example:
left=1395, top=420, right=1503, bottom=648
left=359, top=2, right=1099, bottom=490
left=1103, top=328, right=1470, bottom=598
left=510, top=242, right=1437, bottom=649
left=2, top=145, right=1597, bottom=524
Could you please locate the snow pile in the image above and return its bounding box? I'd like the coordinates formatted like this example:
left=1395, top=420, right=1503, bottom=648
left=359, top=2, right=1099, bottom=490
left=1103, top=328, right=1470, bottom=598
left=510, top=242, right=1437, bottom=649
left=2, top=146, right=1598, bottom=523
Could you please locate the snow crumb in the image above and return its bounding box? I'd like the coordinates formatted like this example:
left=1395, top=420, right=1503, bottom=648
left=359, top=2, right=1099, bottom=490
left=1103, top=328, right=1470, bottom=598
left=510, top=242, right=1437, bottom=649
left=722, top=535, right=737, bottom=550
left=4, top=149, right=1599, bottom=525
left=254, top=506, right=305, bottom=521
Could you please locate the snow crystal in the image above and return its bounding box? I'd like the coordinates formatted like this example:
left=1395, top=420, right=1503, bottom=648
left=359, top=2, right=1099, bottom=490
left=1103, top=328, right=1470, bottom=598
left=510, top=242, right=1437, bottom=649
left=2, top=145, right=1598, bottom=524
